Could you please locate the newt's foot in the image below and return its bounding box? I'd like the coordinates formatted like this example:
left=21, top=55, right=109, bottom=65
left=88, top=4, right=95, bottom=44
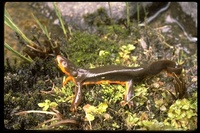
left=70, top=104, right=78, bottom=112
left=120, top=100, right=133, bottom=108
left=70, top=107, right=76, bottom=112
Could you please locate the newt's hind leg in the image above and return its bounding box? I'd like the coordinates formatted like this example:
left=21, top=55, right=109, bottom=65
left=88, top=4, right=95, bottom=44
left=120, top=80, right=134, bottom=108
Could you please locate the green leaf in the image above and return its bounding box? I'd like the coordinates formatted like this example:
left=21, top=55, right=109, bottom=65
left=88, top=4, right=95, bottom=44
left=175, top=109, right=181, bottom=115
left=127, top=44, right=135, bottom=51
left=38, top=103, right=45, bottom=107
left=131, top=56, right=137, bottom=62
left=97, top=103, right=108, bottom=113
left=43, top=104, right=49, bottom=111
left=155, top=99, right=164, bottom=108
left=86, top=113, right=95, bottom=121
left=142, top=120, right=152, bottom=127
left=168, top=112, right=174, bottom=118
left=182, top=104, right=190, bottom=110
left=175, top=100, right=181, bottom=105
left=99, top=50, right=110, bottom=57
left=44, top=99, right=51, bottom=103
left=190, top=102, right=197, bottom=110
left=38, top=100, right=52, bottom=111
left=50, top=102, right=58, bottom=108
left=112, top=122, right=120, bottom=129
left=126, top=113, right=139, bottom=125
left=180, top=111, right=186, bottom=118
left=186, top=110, right=196, bottom=119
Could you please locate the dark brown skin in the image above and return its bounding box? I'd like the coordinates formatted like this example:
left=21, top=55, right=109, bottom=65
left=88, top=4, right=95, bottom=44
left=56, top=55, right=182, bottom=112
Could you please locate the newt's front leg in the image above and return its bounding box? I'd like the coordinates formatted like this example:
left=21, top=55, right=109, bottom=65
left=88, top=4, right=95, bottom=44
left=70, top=82, right=82, bottom=112
left=62, top=76, right=75, bottom=87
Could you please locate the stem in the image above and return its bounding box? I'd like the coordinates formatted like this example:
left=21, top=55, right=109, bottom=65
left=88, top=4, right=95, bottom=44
left=126, top=2, right=130, bottom=30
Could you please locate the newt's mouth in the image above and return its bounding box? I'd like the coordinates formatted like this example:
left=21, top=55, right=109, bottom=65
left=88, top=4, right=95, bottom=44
left=56, top=55, right=65, bottom=65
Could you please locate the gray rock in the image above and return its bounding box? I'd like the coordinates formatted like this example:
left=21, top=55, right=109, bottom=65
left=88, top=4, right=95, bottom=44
left=178, top=2, right=197, bottom=27
left=45, top=2, right=197, bottom=37
left=45, top=2, right=152, bottom=32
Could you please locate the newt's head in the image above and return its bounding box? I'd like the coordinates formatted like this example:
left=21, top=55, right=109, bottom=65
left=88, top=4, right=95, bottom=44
left=56, top=55, right=78, bottom=77
left=166, top=65, right=182, bottom=76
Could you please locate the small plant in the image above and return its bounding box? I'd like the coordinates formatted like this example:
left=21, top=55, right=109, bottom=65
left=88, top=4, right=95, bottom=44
left=133, top=84, right=148, bottom=106
left=83, top=103, right=109, bottom=129
left=38, top=99, right=58, bottom=111
left=115, top=44, right=137, bottom=65
left=164, top=95, right=197, bottom=130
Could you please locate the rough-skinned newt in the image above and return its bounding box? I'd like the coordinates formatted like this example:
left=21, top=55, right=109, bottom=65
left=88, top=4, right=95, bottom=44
left=56, top=55, right=182, bottom=112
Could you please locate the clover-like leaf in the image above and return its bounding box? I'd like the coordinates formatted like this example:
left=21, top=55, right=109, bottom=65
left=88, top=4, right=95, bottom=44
left=97, top=102, right=108, bottom=113
left=38, top=102, right=46, bottom=108
left=50, top=102, right=58, bottom=108
left=85, top=113, right=95, bottom=122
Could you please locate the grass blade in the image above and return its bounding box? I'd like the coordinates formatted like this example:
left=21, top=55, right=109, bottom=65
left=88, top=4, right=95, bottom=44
left=4, top=42, right=33, bottom=63
left=126, top=2, right=130, bottom=30
left=4, top=9, right=34, bottom=46
left=32, top=13, right=51, bottom=40
left=53, top=2, right=71, bottom=39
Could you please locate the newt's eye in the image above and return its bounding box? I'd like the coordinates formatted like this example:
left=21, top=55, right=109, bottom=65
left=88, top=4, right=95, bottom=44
left=62, top=62, right=68, bottom=67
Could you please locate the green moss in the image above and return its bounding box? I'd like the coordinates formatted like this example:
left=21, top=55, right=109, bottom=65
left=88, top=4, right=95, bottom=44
left=60, top=31, right=119, bottom=67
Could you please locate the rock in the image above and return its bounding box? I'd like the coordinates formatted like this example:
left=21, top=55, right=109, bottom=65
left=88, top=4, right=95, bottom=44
left=45, top=2, right=153, bottom=32
left=45, top=2, right=197, bottom=36
left=177, top=2, right=197, bottom=27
